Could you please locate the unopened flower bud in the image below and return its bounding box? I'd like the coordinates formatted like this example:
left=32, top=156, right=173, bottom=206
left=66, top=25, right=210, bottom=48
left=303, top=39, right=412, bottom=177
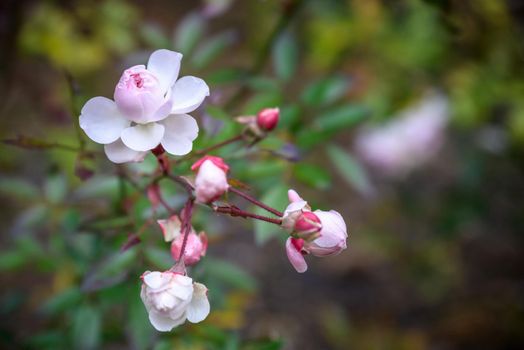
left=282, top=189, right=348, bottom=273
left=305, top=210, right=347, bottom=256
left=256, top=107, right=279, bottom=131
left=192, top=156, right=230, bottom=203
left=294, top=211, right=322, bottom=241
left=171, top=231, right=208, bottom=265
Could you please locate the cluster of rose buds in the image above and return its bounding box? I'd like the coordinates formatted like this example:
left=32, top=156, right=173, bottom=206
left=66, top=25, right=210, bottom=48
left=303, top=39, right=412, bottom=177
left=78, top=49, right=348, bottom=333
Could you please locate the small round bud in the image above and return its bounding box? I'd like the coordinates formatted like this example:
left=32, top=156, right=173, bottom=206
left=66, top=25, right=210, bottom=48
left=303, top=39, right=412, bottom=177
left=256, top=108, right=280, bottom=131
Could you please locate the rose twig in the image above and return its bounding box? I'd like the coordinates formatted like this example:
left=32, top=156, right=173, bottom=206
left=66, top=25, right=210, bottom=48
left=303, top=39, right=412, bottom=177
left=214, top=205, right=282, bottom=225
left=195, top=134, right=244, bottom=156
left=229, top=187, right=284, bottom=217
left=178, top=198, right=195, bottom=260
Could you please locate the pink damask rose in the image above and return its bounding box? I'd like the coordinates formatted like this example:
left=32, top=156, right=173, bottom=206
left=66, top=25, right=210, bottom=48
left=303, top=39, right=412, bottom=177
left=171, top=231, right=208, bottom=266
left=283, top=189, right=348, bottom=273
left=79, top=49, right=209, bottom=163
left=140, top=271, right=210, bottom=332
left=191, top=156, right=230, bottom=203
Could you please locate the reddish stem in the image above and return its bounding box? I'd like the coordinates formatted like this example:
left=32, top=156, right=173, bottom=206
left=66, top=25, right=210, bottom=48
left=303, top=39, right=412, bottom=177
left=178, top=198, right=195, bottom=261
left=194, top=135, right=243, bottom=156
left=229, top=187, right=284, bottom=217
left=215, top=205, right=283, bottom=225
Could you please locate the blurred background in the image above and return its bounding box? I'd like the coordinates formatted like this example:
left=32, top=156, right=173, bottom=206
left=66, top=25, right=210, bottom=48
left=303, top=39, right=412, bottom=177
left=1, top=0, right=524, bottom=349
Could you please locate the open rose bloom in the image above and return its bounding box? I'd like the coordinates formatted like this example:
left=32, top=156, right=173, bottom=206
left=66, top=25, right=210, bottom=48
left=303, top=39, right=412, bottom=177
left=283, top=190, right=348, bottom=273
left=79, top=49, right=209, bottom=163
left=140, top=271, right=210, bottom=331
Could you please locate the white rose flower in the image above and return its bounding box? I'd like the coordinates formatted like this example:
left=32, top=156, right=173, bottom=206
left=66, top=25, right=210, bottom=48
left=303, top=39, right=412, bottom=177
left=140, top=270, right=210, bottom=332
left=79, top=49, right=209, bottom=163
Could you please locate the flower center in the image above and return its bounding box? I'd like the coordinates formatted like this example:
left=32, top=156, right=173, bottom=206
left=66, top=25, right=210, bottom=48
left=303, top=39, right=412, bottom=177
left=131, top=73, right=144, bottom=88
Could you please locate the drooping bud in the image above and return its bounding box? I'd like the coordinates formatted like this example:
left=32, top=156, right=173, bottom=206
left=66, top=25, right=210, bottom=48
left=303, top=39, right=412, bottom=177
left=171, top=231, right=208, bottom=266
left=192, top=156, right=230, bottom=203
left=294, top=211, right=322, bottom=241
left=282, top=189, right=349, bottom=273
left=256, top=107, right=279, bottom=131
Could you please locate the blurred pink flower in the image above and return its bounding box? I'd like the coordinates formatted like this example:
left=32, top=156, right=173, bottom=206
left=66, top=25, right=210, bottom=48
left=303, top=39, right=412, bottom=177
left=79, top=49, right=209, bottom=163
left=140, top=271, right=210, bottom=332
left=283, top=189, right=348, bottom=273
left=192, top=156, right=229, bottom=203
left=355, top=94, right=449, bottom=177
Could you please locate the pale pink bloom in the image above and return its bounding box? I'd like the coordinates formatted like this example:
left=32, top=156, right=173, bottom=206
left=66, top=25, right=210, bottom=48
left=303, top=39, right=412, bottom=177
left=281, top=189, right=321, bottom=240
left=283, top=189, right=348, bottom=273
left=256, top=107, right=279, bottom=131
left=191, top=156, right=229, bottom=203
left=355, top=94, right=449, bottom=177
left=171, top=231, right=208, bottom=266
left=79, top=49, right=209, bottom=163
left=140, top=271, right=210, bottom=332
left=157, top=215, right=183, bottom=242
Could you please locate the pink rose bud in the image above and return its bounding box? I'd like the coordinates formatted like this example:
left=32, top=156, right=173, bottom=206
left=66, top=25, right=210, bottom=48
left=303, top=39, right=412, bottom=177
left=192, top=156, right=230, bottom=203
left=171, top=231, right=208, bottom=266
left=305, top=210, right=347, bottom=257
left=256, top=107, right=279, bottom=131
left=294, top=211, right=322, bottom=241
left=282, top=189, right=348, bottom=273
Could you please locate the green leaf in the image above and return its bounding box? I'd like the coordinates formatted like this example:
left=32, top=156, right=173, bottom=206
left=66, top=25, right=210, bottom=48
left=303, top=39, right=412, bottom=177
left=207, top=68, right=246, bottom=85
left=278, top=104, right=301, bottom=130
left=243, top=92, right=283, bottom=115
left=71, top=305, right=101, bottom=350
left=202, top=258, right=257, bottom=291
left=193, top=31, right=235, bottom=69
left=41, top=287, right=83, bottom=316
left=272, top=31, right=298, bottom=81
left=296, top=104, right=368, bottom=148
left=144, top=246, right=173, bottom=270
left=0, top=177, right=39, bottom=201
left=301, top=76, right=351, bottom=106
left=82, top=250, right=137, bottom=291
left=293, top=164, right=331, bottom=189
left=243, top=339, right=283, bottom=350
left=326, top=145, right=373, bottom=196
left=174, top=13, right=205, bottom=55
left=127, top=288, right=154, bottom=350
left=140, top=24, right=171, bottom=48
left=44, top=173, right=67, bottom=204
left=254, top=184, right=288, bottom=245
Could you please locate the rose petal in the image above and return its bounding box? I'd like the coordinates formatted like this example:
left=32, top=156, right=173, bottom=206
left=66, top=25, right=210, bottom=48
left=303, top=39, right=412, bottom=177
left=283, top=200, right=308, bottom=217
left=148, top=310, right=184, bottom=332
left=285, top=237, right=308, bottom=273
left=157, top=215, right=182, bottom=242
left=79, top=97, right=130, bottom=144
left=160, top=114, right=199, bottom=155
left=171, top=76, right=210, bottom=114
left=121, top=123, right=165, bottom=151
left=287, top=189, right=303, bottom=203
left=147, top=49, right=183, bottom=94
left=186, top=282, right=210, bottom=323
left=104, top=139, right=147, bottom=164
left=170, top=275, right=194, bottom=300
left=143, top=271, right=167, bottom=289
